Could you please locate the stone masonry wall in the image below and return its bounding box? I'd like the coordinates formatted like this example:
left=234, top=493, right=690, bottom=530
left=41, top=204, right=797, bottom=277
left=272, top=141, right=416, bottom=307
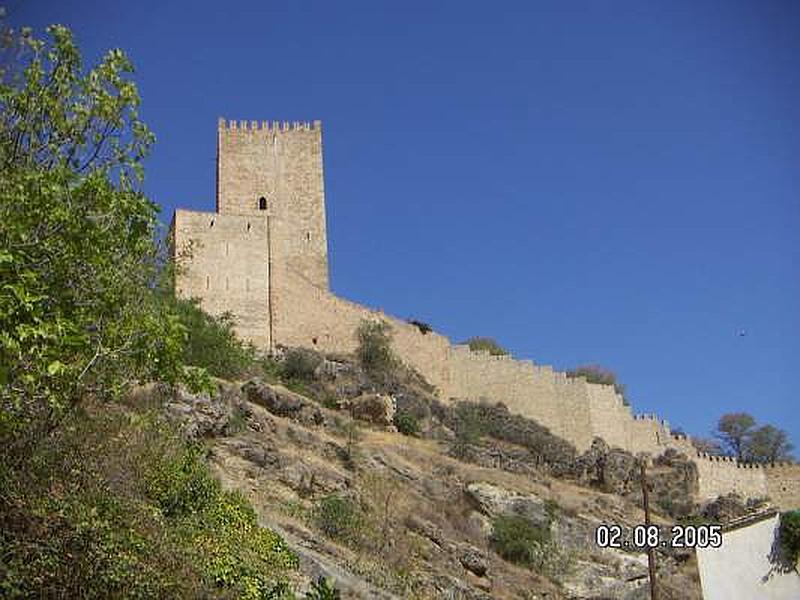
left=217, top=119, right=329, bottom=291
left=172, top=209, right=271, bottom=348
left=694, top=454, right=769, bottom=501
left=765, top=464, right=800, bottom=510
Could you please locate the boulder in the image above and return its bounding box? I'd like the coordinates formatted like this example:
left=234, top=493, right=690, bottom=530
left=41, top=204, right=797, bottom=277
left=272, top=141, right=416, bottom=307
left=242, top=379, right=306, bottom=417
left=464, top=482, right=550, bottom=528
left=166, top=385, right=231, bottom=440
left=458, top=545, right=489, bottom=577
left=344, top=393, right=396, bottom=427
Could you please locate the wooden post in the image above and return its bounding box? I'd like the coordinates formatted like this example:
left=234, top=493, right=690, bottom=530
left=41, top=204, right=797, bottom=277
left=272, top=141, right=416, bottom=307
left=640, top=460, right=658, bottom=600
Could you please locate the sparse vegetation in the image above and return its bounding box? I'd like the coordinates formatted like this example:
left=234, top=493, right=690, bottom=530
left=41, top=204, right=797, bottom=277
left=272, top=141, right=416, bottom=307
left=356, top=319, right=398, bottom=380
left=314, top=494, right=364, bottom=545
left=407, top=319, right=433, bottom=335
left=566, top=364, right=630, bottom=405
left=393, top=409, right=420, bottom=436
left=464, top=336, right=509, bottom=356
left=450, top=402, right=488, bottom=458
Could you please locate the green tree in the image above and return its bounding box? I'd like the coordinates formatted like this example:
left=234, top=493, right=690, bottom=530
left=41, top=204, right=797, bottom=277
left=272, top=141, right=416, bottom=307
left=747, top=424, right=794, bottom=463
left=715, top=413, right=756, bottom=461
left=0, top=25, right=202, bottom=448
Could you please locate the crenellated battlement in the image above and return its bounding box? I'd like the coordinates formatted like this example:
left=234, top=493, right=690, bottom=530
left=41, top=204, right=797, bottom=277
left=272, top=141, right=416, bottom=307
left=218, top=117, right=322, bottom=133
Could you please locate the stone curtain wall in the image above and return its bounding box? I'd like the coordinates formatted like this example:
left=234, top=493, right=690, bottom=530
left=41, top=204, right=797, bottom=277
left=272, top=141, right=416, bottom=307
left=172, top=209, right=271, bottom=348
left=765, top=464, right=800, bottom=510
left=694, top=454, right=769, bottom=501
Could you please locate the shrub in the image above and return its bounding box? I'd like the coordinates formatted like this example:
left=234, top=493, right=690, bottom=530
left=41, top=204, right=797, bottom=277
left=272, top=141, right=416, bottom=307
left=779, top=510, right=800, bottom=565
left=393, top=410, right=420, bottom=436
left=167, top=298, right=256, bottom=380
left=356, top=320, right=398, bottom=378
left=306, top=576, right=341, bottom=599
left=450, top=402, right=488, bottom=458
left=314, top=494, right=364, bottom=545
left=490, top=515, right=551, bottom=566
left=0, top=406, right=298, bottom=598
left=282, top=348, right=323, bottom=382
left=407, top=319, right=432, bottom=335
left=463, top=337, right=508, bottom=356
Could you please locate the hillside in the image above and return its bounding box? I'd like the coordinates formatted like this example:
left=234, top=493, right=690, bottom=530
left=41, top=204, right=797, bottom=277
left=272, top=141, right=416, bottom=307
left=141, top=349, right=722, bottom=599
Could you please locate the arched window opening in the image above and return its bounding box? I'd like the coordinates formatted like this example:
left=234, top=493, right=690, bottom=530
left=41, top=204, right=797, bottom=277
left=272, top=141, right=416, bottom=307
left=246, top=222, right=251, bottom=232
left=209, top=219, right=215, bottom=228
left=258, top=197, right=267, bottom=210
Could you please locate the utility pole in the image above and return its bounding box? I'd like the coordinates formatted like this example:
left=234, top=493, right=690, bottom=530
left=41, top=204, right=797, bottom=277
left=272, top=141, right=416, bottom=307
left=640, top=460, right=658, bottom=600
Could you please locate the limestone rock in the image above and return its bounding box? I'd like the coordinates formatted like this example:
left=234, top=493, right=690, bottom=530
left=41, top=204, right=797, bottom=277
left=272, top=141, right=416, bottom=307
left=343, top=393, right=396, bottom=427
left=166, top=385, right=231, bottom=440
left=242, top=379, right=306, bottom=418
left=464, top=481, right=549, bottom=527
left=458, top=544, right=489, bottom=577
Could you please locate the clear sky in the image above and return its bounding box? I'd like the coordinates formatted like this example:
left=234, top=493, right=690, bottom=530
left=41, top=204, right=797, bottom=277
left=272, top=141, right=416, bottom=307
left=12, top=1, right=799, bottom=451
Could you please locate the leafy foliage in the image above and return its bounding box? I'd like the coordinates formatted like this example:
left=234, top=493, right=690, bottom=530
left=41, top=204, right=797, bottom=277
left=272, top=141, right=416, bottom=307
left=463, top=336, right=508, bottom=356
left=490, top=515, right=550, bottom=565
left=712, top=413, right=793, bottom=463
left=779, top=511, right=800, bottom=565
left=313, top=494, right=364, bottom=545
left=747, top=424, right=794, bottom=463
left=0, top=24, right=202, bottom=448
left=356, top=320, right=398, bottom=380
left=0, top=405, right=298, bottom=598
left=715, top=413, right=756, bottom=460
left=282, top=348, right=323, bottom=383
left=305, top=576, right=342, bottom=600
left=166, top=296, right=256, bottom=380
left=393, top=409, right=420, bottom=436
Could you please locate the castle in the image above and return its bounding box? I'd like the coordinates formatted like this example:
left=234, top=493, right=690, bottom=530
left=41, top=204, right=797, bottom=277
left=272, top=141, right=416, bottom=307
left=171, top=119, right=798, bottom=510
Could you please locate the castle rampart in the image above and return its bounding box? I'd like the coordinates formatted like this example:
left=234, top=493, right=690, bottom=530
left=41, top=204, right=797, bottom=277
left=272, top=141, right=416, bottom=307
left=172, top=118, right=799, bottom=511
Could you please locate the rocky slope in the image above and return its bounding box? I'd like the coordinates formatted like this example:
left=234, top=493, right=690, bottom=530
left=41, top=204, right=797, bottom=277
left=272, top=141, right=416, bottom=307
left=145, top=355, right=722, bottom=599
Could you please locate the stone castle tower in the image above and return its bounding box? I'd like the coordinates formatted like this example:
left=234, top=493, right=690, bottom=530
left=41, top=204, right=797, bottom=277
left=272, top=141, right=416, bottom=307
left=172, top=119, right=329, bottom=351
left=172, top=119, right=799, bottom=510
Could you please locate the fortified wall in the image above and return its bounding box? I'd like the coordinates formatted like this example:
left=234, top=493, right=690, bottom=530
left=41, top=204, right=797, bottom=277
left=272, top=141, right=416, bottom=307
left=172, top=119, right=799, bottom=510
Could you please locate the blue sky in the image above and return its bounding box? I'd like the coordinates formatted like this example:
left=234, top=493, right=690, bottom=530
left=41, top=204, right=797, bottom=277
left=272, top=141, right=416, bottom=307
left=12, top=1, right=799, bottom=450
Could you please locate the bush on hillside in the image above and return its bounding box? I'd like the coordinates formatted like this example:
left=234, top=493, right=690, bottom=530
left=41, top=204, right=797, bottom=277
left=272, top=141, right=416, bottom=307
left=313, top=494, right=364, bottom=545
left=356, top=320, right=398, bottom=380
left=490, top=515, right=550, bottom=566
left=167, top=297, right=257, bottom=380
left=463, top=337, right=509, bottom=356
left=393, top=410, right=420, bottom=436
left=282, top=348, right=323, bottom=383
left=0, top=405, right=298, bottom=598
